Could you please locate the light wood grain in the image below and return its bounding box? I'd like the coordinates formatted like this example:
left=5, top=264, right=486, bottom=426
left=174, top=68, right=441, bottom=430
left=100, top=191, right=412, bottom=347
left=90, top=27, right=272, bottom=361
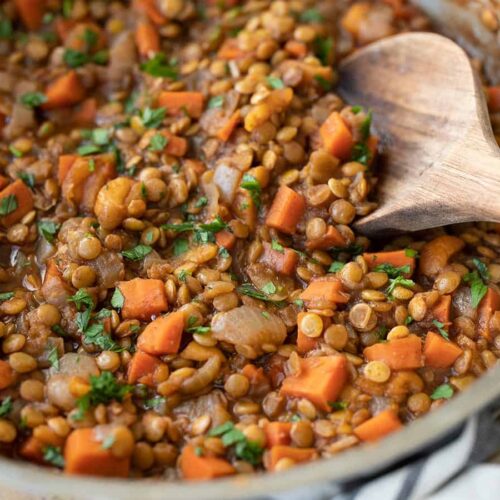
left=338, top=32, right=500, bottom=236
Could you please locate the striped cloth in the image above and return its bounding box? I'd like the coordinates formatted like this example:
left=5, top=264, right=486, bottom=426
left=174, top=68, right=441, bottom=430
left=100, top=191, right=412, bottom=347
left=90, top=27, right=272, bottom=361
left=271, top=400, right=500, bottom=500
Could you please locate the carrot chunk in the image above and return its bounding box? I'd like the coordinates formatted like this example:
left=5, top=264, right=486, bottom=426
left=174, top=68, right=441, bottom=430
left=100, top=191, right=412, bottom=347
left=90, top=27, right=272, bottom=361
left=58, top=154, right=78, bottom=184
left=127, top=350, right=162, bottom=386
left=215, top=230, right=236, bottom=250
left=132, top=0, right=167, bottom=25
left=487, top=87, right=500, bottom=112
left=264, top=422, right=292, bottom=448
left=42, top=71, right=86, bottom=110
left=241, top=363, right=269, bottom=387
left=160, top=131, right=188, bottom=157
left=0, top=360, right=14, bottom=390
left=0, top=179, right=34, bottom=227
left=319, top=111, right=354, bottom=160
left=118, top=278, right=168, bottom=321
left=137, top=311, right=185, bottom=355
left=296, top=311, right=319, bottom=355
left=15, top=0, right=45, bottom=31
left=281, top=355, right=348, bottom=411
left=424, top=331, right=462, bottom=369
left=64, top=428, right=130, bottom=477
left=306, top=225, right=346, bottom=251
left=259, top=241, right=299, bottom=276
left=135, top=21, right=159, bottom=56
left=363, top=250, right=415, bottom=276
left=20, top=437, right=44, bottom=463
left=300, top=277, right=350, bottom=305
left=266, top=185, right=306, bottom=235
left=180, top=445, right=235, bottom=481
left=216, top=110, right=241, bottom=142
left=353, top=409, right=402, bottom=442
left=478, top=288, right=500, bottom=340
left=284, top=40, right=307, bottom=58
left=363, top=334, right=423, bottom=370
left=71, top=98, right=97, bottom=127
left=217, top=39, right=247, bottom=60
left=158, top=91, right=205, bottom=118
left=431, top=294, right=451, bottom=325
left=267, top=446, right=317, bottom=471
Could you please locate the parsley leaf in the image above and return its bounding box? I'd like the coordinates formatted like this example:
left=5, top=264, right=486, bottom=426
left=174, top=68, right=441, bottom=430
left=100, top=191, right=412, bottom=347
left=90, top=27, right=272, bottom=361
left=431, top=384, right=454, bottom=400
left=173, top=238, right=189, bottom=256
left=373, top=263, right=411, bottom=278
left=313, top=36, right=333, bottom=65
left=195, top=196, right=208, bottom=208
left=77, top=144, right=101, bottom=156
left=68, top=289, right=94, bottom=310
left=92, top=128, right=110, bottom=146
left=261, top=282, right=276, bottom=295
left=141, top=107, right=166, bottom=129
left=405, top=248, right=418, bottom=258
left=314, top=75, right=332, bottom=91
left=472, top=258, right=489, bottom=282
left=18, top=171, right=36, bottom=188
left=187, top=325, right=211, bottom=335
left=144, top=396, right=166, bottom=411
left=20, top=91, right=47, bottom=108
left=238, top=283, right=282, bottom=303
left=149, top=133, right=168, bottom=151
left=386, top=276, right=415, bottom=299
left=121, top=244, right=152, bottom=261
left=198, top=216, right=227, bottom=233
left=240, top=173, right=261, bottom=208
left=432, top=319, right=449, bottom=340
left=0, top=397, right=12, bottom=417
left=208, top=95, right=224, bottom=109
left=329, top=261, right=345, bottom=273
left=111, top=288, right=124, bottom=309
left=140, top=53, right=178, bottom=79
left=162, top=221, right=195, bottom=233
left=43, top=446, right=65, bottom=468
left=329, top=401, right=348, bottom=411
left=0, top=195, right=18, bottom=216
left=299, top=8, right=324, bottom=22
left=37, top=220, right=60, bottom=243
left=47, top=346, right=60, bottom=370
left=360, top=110, right=372, bottom=141
left=351, top=142, right=371, bottom=165
left=266, top=76, right=285, bottom=89
left=0, top=19, right=13, bottom=39
left=462, top=270, right=488, bottom=309
left=63, top=48, right=88, bottom=68
left=101, top=435, right=115, bottom=450
left=0, top=292, right=14, bottom=302
left=271, top=240, right=284, bottom=253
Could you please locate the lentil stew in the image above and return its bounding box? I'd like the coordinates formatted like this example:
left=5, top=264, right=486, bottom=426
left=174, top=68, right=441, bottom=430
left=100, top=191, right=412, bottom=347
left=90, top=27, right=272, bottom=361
left=0, top=0, right=498, bottom=482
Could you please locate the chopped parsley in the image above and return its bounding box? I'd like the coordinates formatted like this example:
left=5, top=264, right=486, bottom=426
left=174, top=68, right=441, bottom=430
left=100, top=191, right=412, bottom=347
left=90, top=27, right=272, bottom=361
left=0, top=19, right=13, bottom=39
left=432, top=320, right=449, bottom=340
left=173, top=238, right=189, bottom=256
left=208, top=95, right=224, bottom=109
left=20, top=91, right=47, bottom=108
left=68, top=289, right=94, bottom=310
left=373, top=263, right=411, bottom=278
left=386, top=276, right=415, bottom=299
left=101, top=435, right=115, bottom=450
left=463, top=260, right=489, bottom=309
left=141, top=107, right=166, bottom=129
left=329, top=401, right=348, bottom=411
left=351, top=142, right=371, bottom=165
left=261, top=282, right=277, bottom=295
left=266, top=76, right=285, bottom=89
left=271, top=240, right=284, bottom=253
left=144, top=396, right=166, bottom=411
left=313, top=36, right=333, bottom=65
left=294, top=299, right=304, bottom=308
left=163, top=221, right=195, bottom=233
left=9, top=145, right=23, bottom=158
left=299, top=8, right=324, bottom=22
left=149, top=133, right=168, bottom=151
left=238, top=283, right=282, bottom=304
left=240, top=174, right=261, bottom=208
left=77, top=144, right=101, bottom=156
left=111, top=288, right=124, bottom=309
left=121, top=244, right=153, bottom=261
left=0, top=292, right=14, bottom=302
left=178, top=269, right=190, bottom=282
left=405, top=248, right=418, bottom=258
left=431, top=384, right=454, bottom=400
left=314, top=75, right=332, bottom=91
left=329, top=261, right=345, bottom=273
left=194, top=196, right=208, bottom=208
left=43, top=446, right=65, bottom=468
left=47, top=346, right=60, bottom=370
left=0, top=194, right=18, bottom=216
left=0, top=397, right=12, bottom=417
left=37, top=220, right=60, bottom=243
left=18, top=171, right=35, bottom=188
left=140, top=53, right=178, bottom=79
left=187, top=325, right=211, bottom=335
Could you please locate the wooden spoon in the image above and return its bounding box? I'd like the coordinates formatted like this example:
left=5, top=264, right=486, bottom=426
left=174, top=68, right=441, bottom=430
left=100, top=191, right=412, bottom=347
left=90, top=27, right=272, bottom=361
left=337, top=32, right=500, bottom=236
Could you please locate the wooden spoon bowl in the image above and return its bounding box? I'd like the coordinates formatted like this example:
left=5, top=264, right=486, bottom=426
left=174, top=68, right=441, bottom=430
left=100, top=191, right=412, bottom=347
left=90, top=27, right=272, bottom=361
left=338, top=32, right=500, bottom=236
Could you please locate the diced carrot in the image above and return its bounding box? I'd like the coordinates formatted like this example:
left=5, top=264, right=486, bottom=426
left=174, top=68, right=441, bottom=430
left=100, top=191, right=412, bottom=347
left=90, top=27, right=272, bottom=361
left=363, top=250, right=415, bottom=276
left=217, top=39, right=247, bottom=60
left=19, top=437, right=44, bottom=463
left=363, top=334, right=423, bottom=370
left=132, top=0, right=167, bottom=25
left=160, top=130, right=188, bottom=157
left=42, top=71, right=86, bottom=110
left=0, top=179, right=34, bottom=227
left=264, top=422, right=292, bottom=448
left=137, top=311, right=185, bottom=355
left=119, top=278, right=168, bottom=321
left=0, top=359, right=14, bottom=390
left=297, top=312, right=319, bottom=354
left=266, top=185, right=306, bottom=235
left=215, top=230, right=236, bottom=250
left=341, top=2, right=371, bottom=38
left=319, top=111, right=354, bottom=160
left=487, top=87, right=500, bottom=112
left=478, top=287, right=500, bottom=340
left=300, top=277, right=350, bottom=305
left=432, top=295, right=451, bottom=325
left=61, top=153, right=116, bottom=213
left=424, top=331, right=462, bottom=369
left=0, top=176, right=9, bottom=191
left=259, top=241, right=299, bottom=276
left=72, top=98, right=97, bottom=127
left=65, top=23, right=106, bottom=52
left=216, top=110, right=241, bottom=142
left=158, top=91, right=205, bottom=118
left=281, top=355, right=348, bottom=411
left=353, top=409, right=402, bottom=442
left=284, top=40, right=307, bottom=58
left=184, top=159, right=206, bottom=176
left=135, top=21, right=159, bottom=56
left=306, top=225, right=346, bottom=251
left=180, top=445, right=235, bottom=481
left=267, top=446, right=317, bottom=471
left=14, top=0, right=45, bottom=31
left=55, top=18, right=76, bottom=41
left=127, top=350, right=162, bottom=386
left=64, top=428, right=130, bottom=477
left=241, top=364, right=268, bottom=387
left=58, top=154, right=78, bottom=184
